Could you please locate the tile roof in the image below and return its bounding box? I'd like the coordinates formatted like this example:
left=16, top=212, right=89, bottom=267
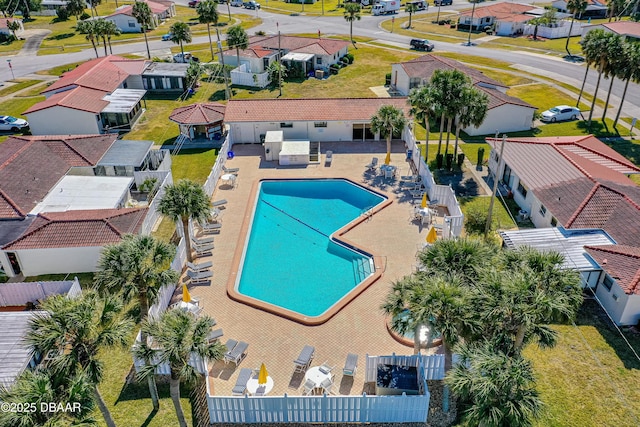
left=585, top=245, right=640, bottom=295
left=224, top=35, right=350, bottom=59
left=601, top=21, right=640, bottom=38
left=24, top=86, right=109, bottom=114
left=0, top=18, right=20, bottom=29
left=459, top=2, right=536, bottom=18
left=224, top=98, right=411, bottom=123
left=0, top=135, right=117, bottom=219
left=397, top=55, right=508, bottom=88
left=42, top=55, right=145, bottom=94
left=107, top=0, right=170, bottom=17
left=169, top=103, right=226, bottom=125
left=478, top=85, right=535, bottom=110
left=2, top=208, right=148, bottom=250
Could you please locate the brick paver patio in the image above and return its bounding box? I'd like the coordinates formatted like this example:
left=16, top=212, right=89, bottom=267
left=185, top=141, right=439, bottom=397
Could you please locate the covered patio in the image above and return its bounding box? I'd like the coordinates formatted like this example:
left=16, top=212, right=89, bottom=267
left=169, top=103, right=226, bottom=142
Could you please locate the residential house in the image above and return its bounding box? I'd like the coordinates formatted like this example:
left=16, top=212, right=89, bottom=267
left=0, top=18, right=23, bottom=38
left=0, top=134, right=172, bottom=278
left=390, top=55, right=536, bottom=136
left=488, top=135, right=640, bottom=325
left=458, top=3, right=541, bottom=34
left=105, top=0, right=176, bottom=33
left=581, top=21, right=640, bottom=42
left=225, top=97, right=410, bottom=143
left=222, top=35, right=350, bottom=88
left=553, top=0, right=608, bottom=18
left=24, top=55, right=188, bottom=135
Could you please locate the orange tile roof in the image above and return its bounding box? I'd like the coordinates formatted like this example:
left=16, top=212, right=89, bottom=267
left=107, top=0, right=170, bottom=17
left=169, top=103, right=226, bottom=125
left=585, top=245, right=640, bottom=295
left=459, top=2, right=536, bottom=18
left=24, top=87, right=109, bottom=114
left=397, top=55, right=508, bottom=88
left=3, top=208, right=148, bottom=250
left=0, top=18, right=19, bottom=29
left=601, top=21, right=640, bottom=38
left=224, top=98, right=410, bottom=123
left=223, top=35, right=350, bottom=59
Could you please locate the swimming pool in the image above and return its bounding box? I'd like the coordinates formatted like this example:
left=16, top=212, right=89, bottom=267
left=233, top=179, right=387, bottom=323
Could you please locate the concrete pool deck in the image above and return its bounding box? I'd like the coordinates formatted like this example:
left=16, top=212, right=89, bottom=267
left=185, top=141, right=441, bottom=396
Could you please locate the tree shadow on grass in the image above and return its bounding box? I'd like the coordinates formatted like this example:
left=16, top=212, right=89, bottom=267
left=602, top=138, right=640, bottom=165
left=46, top=33, right=75, bottom=41
left=115, top=373, right=193, bottom=404
left=576, top=120, right=619, bottom=137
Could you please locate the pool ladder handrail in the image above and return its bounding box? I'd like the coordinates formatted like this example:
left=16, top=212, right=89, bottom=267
left=361, top=206, right=374, bottom=222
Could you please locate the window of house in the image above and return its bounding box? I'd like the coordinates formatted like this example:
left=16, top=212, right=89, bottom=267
left=263, top=58, right=269, bottom=69
left=128, top=20, right=136, bottom=28
left=517, top=181, right=528, bottom=198
left=551, top=217, right=557, bottom=227
left=280, top=122, right=293, bottom=128
left=603, top=275, right=614, bottom=291
left=314, top=122, right=327, bottom=128
left=316, top=57, right=322, bottom=65
left=539, top=204, right=547, bottom=216
left=409, top=77, right=421, bottom=89
left=502, top=164, right=512, bottom=187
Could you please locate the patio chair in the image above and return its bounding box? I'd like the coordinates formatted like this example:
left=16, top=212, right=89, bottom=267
left=207, top=328, right=224, bottom=343
left=223, top=165, right=239, bottom=174
left=325, top=151, right=333, bottom=166
left=187, top=260, right=212, bottom=273
left=210, top=208, right=222, bottom=219
left=192, top=235, right=215, bottom=245
left=232, top=368, right=253, bottom=396
left=319, top=362, right=335, bottom=375
left=187, top=269, right=213, bottom=284
left=365, top=157, right=378, bottom=171
left=211, top=199, right=227, bottom=208
left=410, top=189, right=426, bottom=199
left=302, top=378, right=317, bottom=396
left=293, top=345, right=315, bottom=373
left=224, top=341, right=249, bottom=366
left=224, top=339, right=239, bottom=357
left=400, top=175, right=420, bottom=183
left=187, top=304, right=203, bottom=316
left=320, top=377, right=334, bottom=395
left=342, top=353, right=358, bottom=377
left=193, top=240, right=215, bottom=254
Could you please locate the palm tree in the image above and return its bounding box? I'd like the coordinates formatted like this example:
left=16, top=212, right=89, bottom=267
left=452, top=86, right=488, bottom=168
left=417, top=238, right=497, bottom=283
left=584, top=30, right=621, bottom=127
left=103, top=19, right=121, bottom=54
left=24, top=291, right=133, bottom=427
left=370, top=105, right=407, bottom=162
left=530, top=9, right=557, bottom=41
left=343, top=3, right=361, bottom=47
left=88, top=0, right=102, bottom=17
left=405, top=3, right=418, bottom=29
left=0, top=368, right=96, bottom=426
left=614, top=42, right=640, bottom=128
left=132, top=1, right=153, bottom=59
left=140, top=309, right=226, bottom=427
left=565, top=0, right=587, bottom=57
left=408, top=85, right=436, bottom=162
left=7, top=20, right=19, bottom=39
left=227, top=25, right=248, bottom=68
left=446, top=342, right=543, bottom=427
left=170, top=21, right=193, bottom=60
left=197, top=0, right=219, bottom=62
left=158, top=179, right=211, bottom=263
left=77, top=20, right=100, bottom=58
left=66, top=0, right=86, bottom=20
left=93, top=19, right=110, bottom=56
left=601, top=35, right=624, bottom=122
left=94, top=234, right=179, bottom=411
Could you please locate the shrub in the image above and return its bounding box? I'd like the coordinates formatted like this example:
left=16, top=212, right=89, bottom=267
left=464, top=204, right=489, bottom=235
left=457, top=153, right=465, bottom=168
left=345, top=53, right=354, bottom=64
left=56, top=6, right=70, bottom=20
left=255, top=30, right=266, bottom=35
left=79, top=12, right=91, bottom=20
left=385, top=72, right=391, bottom=85
left=477, top=147, right=485, bottom=168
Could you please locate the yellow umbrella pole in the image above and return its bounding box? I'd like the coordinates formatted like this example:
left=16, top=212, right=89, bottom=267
left=426, top=226, right=438, bottom=244
left=384, top=152, right=391, bottom=165
left=182, top=283, right=191, bottom=303
left=258, top=363, right=268, bottom=384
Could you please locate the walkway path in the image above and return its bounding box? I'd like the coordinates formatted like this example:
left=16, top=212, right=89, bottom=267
left=17, top=29, right=51, bottom=56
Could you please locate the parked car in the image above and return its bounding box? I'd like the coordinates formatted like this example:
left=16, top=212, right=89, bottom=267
left=243, top=0, right=260, bottom=9
left=433, top=0, right=452, bottom=5
left=540, top=105, right=581, bottom=122
left=188, top=0, right=200, bottom=7
left=173, top=52, right=199, bottom=63
left=230, top=0, right=243, bottom=5
left=0, top=115, right=29, bottom=132
left=406, top=0, right=428, bottom=10
left=410, top=38, right=434, bottom=51
left=161, top=33, right=172, bottom=41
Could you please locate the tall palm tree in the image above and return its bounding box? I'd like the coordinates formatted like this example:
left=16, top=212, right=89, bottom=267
left=585, top=30, right=621, bottom=127
left=452, top=86, right=488, bottom=168
left=158, top=179, right=211, bottom=263
left=226, top=25, right=248, bottom=68
left=77, top=20, right=100, bottom=58
left=24, top=291, right=133, bottom=427
left=197, top=0, right=219, bottom=62
left=614, top=42, right=640, bottom=128
left=140, top=309, right=226, bottom=427
left=446, top=342, right=543, bottom=427
left=103, top=19, right=121, bottom=54
left=93, top=19, right=110, bottom=56
left=66, top=0, right=86, bottom=20
left=370, top=105, right=407, bottom=161
left=417, top=238, right=497, bottom=283
left=94, top=234, right=179, bottom=411
left=132, top=1, right=153, bottom=59
left=0, top=368, right=96, bottom=426
left=601, top=35, right=624, bottom=122
left=408, top=85, right=436, bottom=162
left=428, top=69, right=470, bottom=158
left=169, top=21, right=193, bottom=60
left=343, top=3, right=361, bottom=47
left=405, top=3, right=418, bottom=29
left=565, top=0, right=587, bottom=57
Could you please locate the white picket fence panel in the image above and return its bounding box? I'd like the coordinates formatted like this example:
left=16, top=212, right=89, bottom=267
left=365, top=354, right=447, bottom=382
left=230, top=64, right=270, bottom=88
left=203, top=128, right=231, bottom=196
left=140, top=171, right=173, bottom=235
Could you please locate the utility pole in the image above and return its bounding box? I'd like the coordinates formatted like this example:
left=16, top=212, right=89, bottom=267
left=278, top=29, right=282, bottom=97
left=485, top=134, right=506, bottom=238
left=467, top=0, right=477, bottom=46
left=7, top=59, right=14, bottom=80
left=216, top=30, right=231, bottom=100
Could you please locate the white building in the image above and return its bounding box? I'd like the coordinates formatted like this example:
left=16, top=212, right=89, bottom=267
left=0, top=18, right=23, bottom=37
left=581, top=21, right=640, bottom=43
left=105, top=0, right=176, bottom=33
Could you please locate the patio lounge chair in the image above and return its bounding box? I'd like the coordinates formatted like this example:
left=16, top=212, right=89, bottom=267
left=211, top=199, right=227, bottom=208
left=224, top=341, right=249, bottom=366
left=325, top=151, right=333, bottom=166
left=192, top=235, right=215, bottom=245
left=187, top=260, right=212, bottom=273
left=193, top=240, right=215, bottom=253
left=187, top=269, right=213, bottom=284
left=302, top=378, right=316, bottom=396
left=224, top=339, right=238, bottom=356
left=343, top=353, right=358, bottom=377
left=293, top=345, right=315, bottom=373
left=199, top=221, right=222, bottom=232
left=208, top=328, right=224, bottom=343
left=410, top=188, right=426, bottom=199
left=232, top=368, right=253, bottom=396
left=223, top=165, right=239, bottom=174
left=365, top=157, right=378, bottom=171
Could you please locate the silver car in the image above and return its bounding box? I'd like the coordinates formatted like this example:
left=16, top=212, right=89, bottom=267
left=540, top=105, right=581, bottom=122
left=0, top=115, right=29, bottom=132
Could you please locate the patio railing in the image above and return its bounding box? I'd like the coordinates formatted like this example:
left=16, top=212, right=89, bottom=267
left=140, top=171, right=173, bottom=235
left=203, top=126, right=231, bottom=197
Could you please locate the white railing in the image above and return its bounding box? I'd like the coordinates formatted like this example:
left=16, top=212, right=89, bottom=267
left=203, top=129, right=231, bottom=196
left=230, top=64, right=270, bottom=88
left=140, top=171, right=173, bottom=235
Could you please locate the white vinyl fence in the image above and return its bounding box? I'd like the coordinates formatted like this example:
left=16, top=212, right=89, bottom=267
left=403, top=126, right=464, bottom=237
left=140, top=171, right=173, bottom=235
left=523, top=19, right=583, bottom=39
left=230, top=64, right=270, bottom=88
left=203, top=127, right=231, bottom=196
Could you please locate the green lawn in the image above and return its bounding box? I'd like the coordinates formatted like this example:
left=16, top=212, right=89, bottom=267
left=0, top=95, right=45, bottom=119
left=459, top=195, right=517, bottom=233
left=0, top=80, right=42, bottom=97
left=261, top=0, right=355, bottom=16
left=507, top=83, right=591, bottom=113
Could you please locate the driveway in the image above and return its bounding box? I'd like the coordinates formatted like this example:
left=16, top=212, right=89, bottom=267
left=16, top=29, right=52, bottom=56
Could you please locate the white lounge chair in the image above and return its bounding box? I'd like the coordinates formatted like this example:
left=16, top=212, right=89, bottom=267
left=187, top=269, right=213, bottom=284
left=365, top=157, right=378, bottom=171
left=223, top=165, right=239, bottom=174
left=293, top=345, right=315, bottom=373
left=232, top=368, right=253, bottom=396
left=211, top=199, right=227, bottom=208
left=192, top=235, right=215, bottom=246
left=187, top=260, right=212, bottom=273
left=224, top=341, right=249, bottom=366
left=208, top=328, right=224, bottom=343
left=342, top=353, right=358, bottom=377
left=325, top=151, right=333, bottom=166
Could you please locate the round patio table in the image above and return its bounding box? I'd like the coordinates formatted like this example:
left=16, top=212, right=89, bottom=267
left=246, top=375, right=274, bottom=396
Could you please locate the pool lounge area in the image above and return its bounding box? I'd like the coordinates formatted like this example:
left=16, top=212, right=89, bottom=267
left=185, top=141, right=448, bottom=398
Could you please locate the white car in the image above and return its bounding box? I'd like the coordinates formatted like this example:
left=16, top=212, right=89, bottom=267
left=0, top=115, right=29, bottom=132
left=540, top=105, right=581, bottom=122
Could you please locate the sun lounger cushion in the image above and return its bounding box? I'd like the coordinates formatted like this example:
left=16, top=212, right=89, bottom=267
left=225, top=341, right=249, bottom=365
left=208, top=328, right=224, bottom=342
left=187, top=269, right=213, bottom=280
left=187, top=261, right=212, bottom=271
left=294, top=345, right=315, bottom=370
left=212, top=199, right=227, bottom=207
left=343, top=353, right=358, bottom=376
left=232, top=368, right=253, bottom=395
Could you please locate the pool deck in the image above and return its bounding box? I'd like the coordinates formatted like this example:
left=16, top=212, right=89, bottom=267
left=186, top=141, right=441, bottom=397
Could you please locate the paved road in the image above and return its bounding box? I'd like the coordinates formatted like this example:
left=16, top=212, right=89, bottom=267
left=2, top=3, right=639, bottom=118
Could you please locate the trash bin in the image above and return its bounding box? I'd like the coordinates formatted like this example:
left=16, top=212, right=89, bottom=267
left=227, top=151, right=234, bottom=159
left=406, top=150, right=413, bottom=161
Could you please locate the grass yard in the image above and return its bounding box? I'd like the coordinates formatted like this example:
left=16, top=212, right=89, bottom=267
left=0, top=95, right=45, bottom=119
left=526, top=299, right=640, bottom=427
left=507, top=83, right=591, bottom=113
left=261, top=0, right=359, bottom=17
left=0, top=80, right=42, bottom=97
left=475, top=69, right=535, bottom=87
left=459, top=195, right=517, bottom=233
left=459, top=142, right=489, bottom=167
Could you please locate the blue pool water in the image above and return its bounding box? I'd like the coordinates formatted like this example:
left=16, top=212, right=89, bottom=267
left=237, top=179, right=386, bottom=317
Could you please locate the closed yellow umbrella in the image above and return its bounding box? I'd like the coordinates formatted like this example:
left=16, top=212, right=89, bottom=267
left=384, top=152, right=391, bottom=165
left=258, top=363, right=268, bottom=385
left=182, top=283, right=191, bottom=303
left=421, top=192, right=427, bottom=208
left=426, top=226, right=437, bottom=244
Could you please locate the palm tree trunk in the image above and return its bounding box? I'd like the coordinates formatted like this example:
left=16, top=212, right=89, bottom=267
left=108, top=37, right=113, bottom=55
left=102, top=37, right=108, bottom=56
left=453, top=124, right=461, bottom=167
left=386, top=135, right=391, bottom=158
left=514, top=324, right=527, bottom=352
left=587, top=64, right=604, bottom=128
left=408, top=12, right=412, bottom=28
left=182, top=217, right=193, bottom=262
left=443, top=342, right=453, bottom=373
left=91, top=39, right=99, bottom=58
left=227, top=0, right=231, bottom=20
left=170, top=374, right=188, bottom=427
left=613, top=78, right=630, bottom=128
left=142, top=27, right=150, bottom=60
left=180, top=41, right=185, bottom=59
left=236, top=47, right=240, bottom=69
left=602, top=75, right=615, bottom=122
left=565, top=17, right=575, bottom=57
left=437, top=113, right=445, bottom=156
left=94, top=386, right=117, bottom=427
left=138, top=293, right=159, bottom=411
left=207, top=23, right=214, bottom=62
left=424, top=118, right=430, bottom=162
left=413, top=324, right=421, bottom=355
left=216, top=28, right=230, bottom=100
left=576, top=63, right=589, bottom=107
left=444, top=117, right=453, bottom=158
